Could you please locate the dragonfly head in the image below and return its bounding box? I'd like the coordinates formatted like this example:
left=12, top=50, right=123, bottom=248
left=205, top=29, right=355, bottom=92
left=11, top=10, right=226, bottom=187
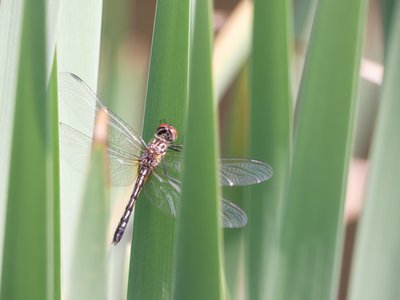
left=156, top=123, right=178, bottom=143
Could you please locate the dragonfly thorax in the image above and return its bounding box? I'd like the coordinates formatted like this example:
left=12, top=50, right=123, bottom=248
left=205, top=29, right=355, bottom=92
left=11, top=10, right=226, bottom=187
left=141, top=138, right=169, bottom=169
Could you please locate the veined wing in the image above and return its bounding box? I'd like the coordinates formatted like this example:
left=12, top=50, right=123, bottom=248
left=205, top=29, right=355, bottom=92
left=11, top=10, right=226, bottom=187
left=143, top=168, right=248, bottom=227
left=164, top=152, right=273, bottom=186
left=60, top=123, right=139, bottom=186
left=58, top=72, right=147, bottom=157
left=221, top=200, right=247, bottom=228
left=142, top=169, right=180, bottom=217
left=219, top=158, right=273, bottom=186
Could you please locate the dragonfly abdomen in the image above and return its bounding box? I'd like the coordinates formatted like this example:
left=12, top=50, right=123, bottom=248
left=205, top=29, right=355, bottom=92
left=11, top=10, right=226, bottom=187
left=112, top=166, right=152, bottom=244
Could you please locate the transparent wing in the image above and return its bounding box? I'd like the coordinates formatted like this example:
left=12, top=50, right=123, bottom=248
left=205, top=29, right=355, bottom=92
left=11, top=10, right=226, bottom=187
left=142, top=169, right=180, bottom=216
left=221, top=199, right=248, bottom=228
left=219, top=158, right=273, bottom=186
left=60, top=123, right=139, bottom=186
left=143, top=168, right=248, bottom=227
left=60, top=123, right=93, bottom=172
left=58, top=72, right=147, bottom=157
left=163, top=153, right=273, bottom=186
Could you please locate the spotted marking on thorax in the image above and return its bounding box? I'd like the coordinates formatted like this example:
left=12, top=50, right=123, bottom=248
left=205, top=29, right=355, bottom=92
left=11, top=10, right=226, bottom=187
left=141, top=138, right=169, bottom=169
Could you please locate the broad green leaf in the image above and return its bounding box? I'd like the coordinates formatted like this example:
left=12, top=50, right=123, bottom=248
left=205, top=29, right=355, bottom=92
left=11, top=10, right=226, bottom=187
left=57, top=0, right=103, bottom=86
left=56, top=0, right=103, bottom=292
left=221, top=67, right=249, bottom=299
left=127, top=0, right=190, bottom=299
left=274, top=0, right=368, bottom=299
left=66, top=112, right=108, bottom=300
left=47, top=56, right=61, bottom=300
left=0, top=0, right=24, bottom=277
left=0, top=0, right=48, bottom=298
left=347, top=2, right=400, bottom=299
left=98, top=0, right=131, bottom=107
left=173, top=0, right=224, bottom=299
left=246, top=0, right=292, bottom=299
left=0, top=0, right=60, bottom=296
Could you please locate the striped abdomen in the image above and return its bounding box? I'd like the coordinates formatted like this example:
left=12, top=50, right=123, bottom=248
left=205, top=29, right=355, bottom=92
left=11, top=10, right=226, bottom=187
left=112, top=166, right=151, bottom=244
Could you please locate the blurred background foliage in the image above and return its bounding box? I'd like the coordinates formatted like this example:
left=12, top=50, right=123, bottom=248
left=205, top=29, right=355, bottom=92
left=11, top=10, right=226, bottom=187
left=0, top=0, right=399, bottom=299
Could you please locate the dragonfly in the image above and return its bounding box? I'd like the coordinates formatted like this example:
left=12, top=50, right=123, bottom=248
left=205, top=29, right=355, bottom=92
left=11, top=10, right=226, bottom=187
left=58, top=72, right=273, bottom=244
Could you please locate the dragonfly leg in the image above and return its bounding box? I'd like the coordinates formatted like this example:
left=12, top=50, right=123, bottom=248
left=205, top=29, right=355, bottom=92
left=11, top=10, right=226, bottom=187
left=168, top=144, right=183, bottom=152
left=161, top=158, right=181, bottom=186
left=161, top=158, right=169, bottom=177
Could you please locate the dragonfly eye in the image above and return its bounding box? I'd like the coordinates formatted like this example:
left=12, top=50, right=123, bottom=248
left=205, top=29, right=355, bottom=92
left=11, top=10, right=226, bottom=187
left=156, top=124, right=178, bottom=142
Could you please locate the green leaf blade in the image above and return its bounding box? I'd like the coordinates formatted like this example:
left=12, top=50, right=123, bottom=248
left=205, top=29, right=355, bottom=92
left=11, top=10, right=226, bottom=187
left=127, top=0, right=190, bottom=299
left=221, top=67, right=249, bottom=298
left=347, top=2, right=400, bottom=299
left=0, top=0, right=48, bottom=298
left=246, top=0, right=292, bottom=299
left=275, top=0, right=368, bottom=299
left=47, top=55, right=61, bottom=300
left=0, top=0, right=24, bottom=277
left=56, top=0, right=104, bottom=295
left=173, top=0, right=224, bottom=299
left=67, top=123, right=109, bottom=300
